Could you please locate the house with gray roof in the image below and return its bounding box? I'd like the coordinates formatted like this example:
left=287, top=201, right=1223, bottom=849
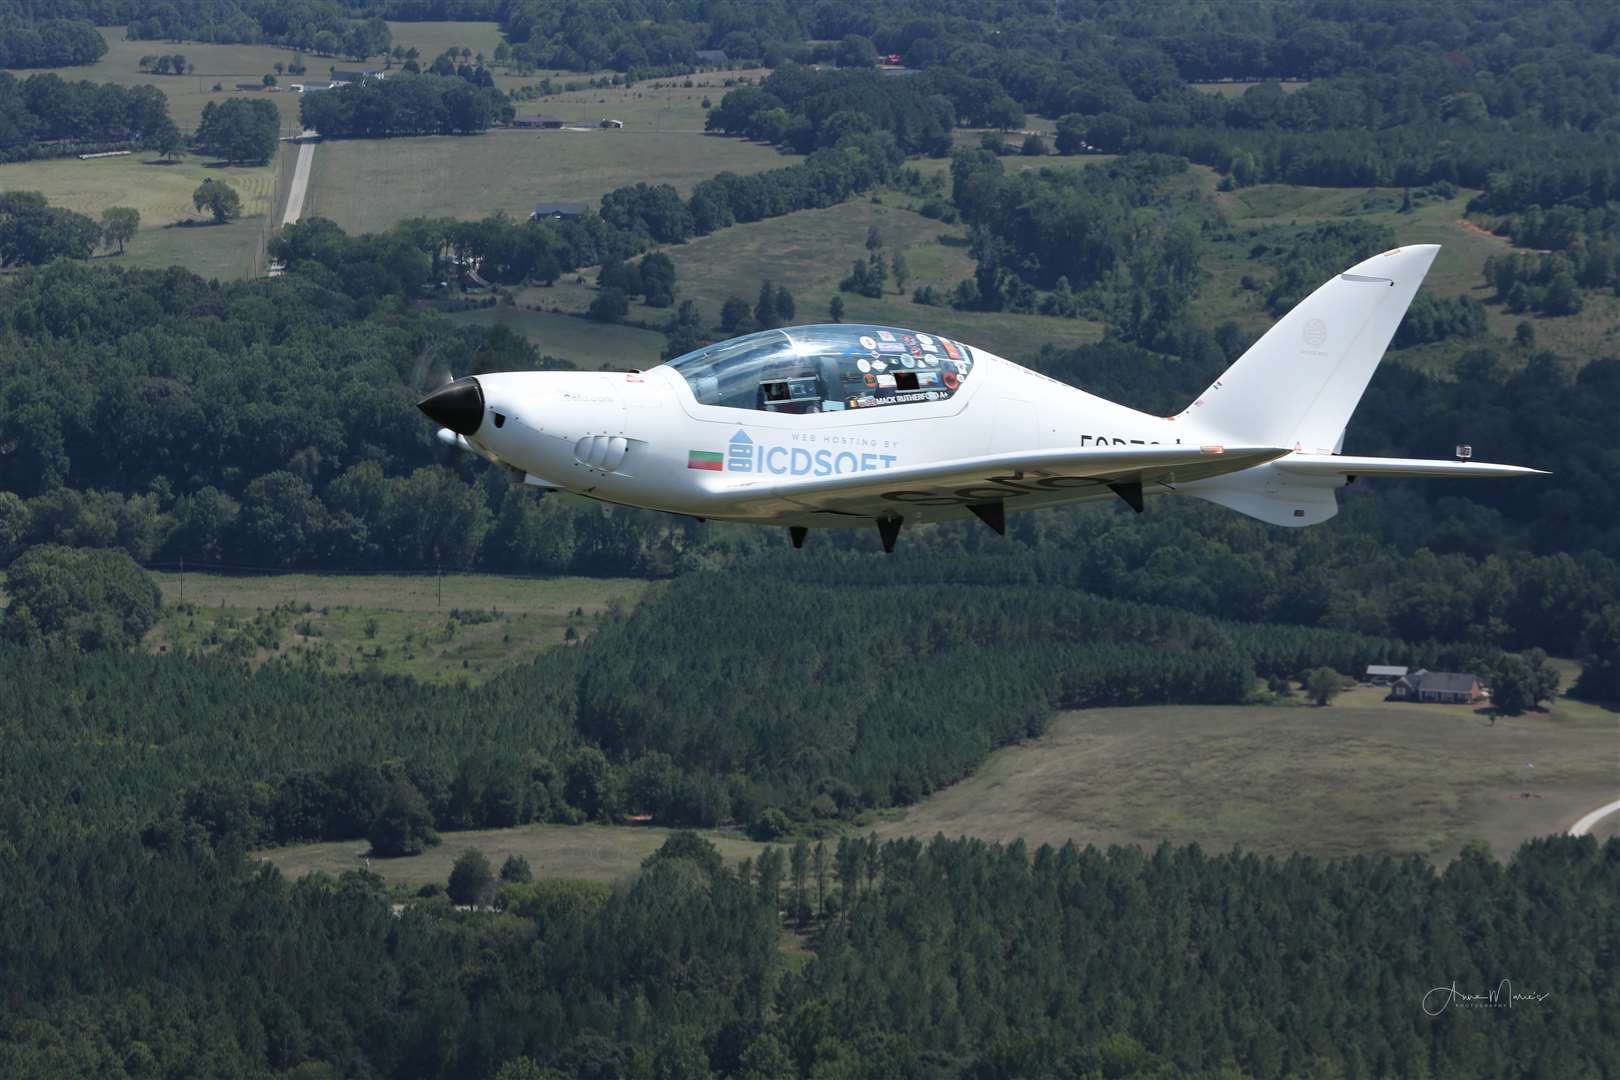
left=1388, top=670, right=1485, bottom=705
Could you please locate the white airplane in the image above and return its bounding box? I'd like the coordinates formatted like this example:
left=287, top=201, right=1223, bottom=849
left=419, top=245, right=1544, bottom=552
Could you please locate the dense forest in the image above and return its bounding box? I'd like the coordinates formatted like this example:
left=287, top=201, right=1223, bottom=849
left=1, top=821, right=1614, bottom=1078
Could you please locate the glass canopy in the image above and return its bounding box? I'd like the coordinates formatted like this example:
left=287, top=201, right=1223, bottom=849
left=663, top=324, right=975, bottom=413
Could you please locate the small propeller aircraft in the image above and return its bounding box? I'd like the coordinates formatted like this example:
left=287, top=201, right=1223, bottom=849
left=419, top=245, right=1544, bottom=552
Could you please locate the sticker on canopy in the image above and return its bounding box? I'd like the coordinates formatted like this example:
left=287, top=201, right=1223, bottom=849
left=915, top=333, right=934, bottom=346
left=901, top=355, right=916, bottom=368
left=858, top=335, right=877, bottom=350
left=856, top=358, right=871, bottom=373
left=872, top=359, right=887, bottom=371
left=941, top=340, right=961, bottom=360
left=877, top=330, right=896, bottom=341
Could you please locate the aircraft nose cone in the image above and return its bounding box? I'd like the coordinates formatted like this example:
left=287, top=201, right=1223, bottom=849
left=418, top=376, right=484, bottom=436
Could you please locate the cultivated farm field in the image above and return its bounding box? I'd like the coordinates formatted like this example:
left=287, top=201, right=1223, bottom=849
left=304, top=129, right=789, bottom=234
left=143, top=570, right=650, bottom=685
left=874, top=686, right=1619, bottom=863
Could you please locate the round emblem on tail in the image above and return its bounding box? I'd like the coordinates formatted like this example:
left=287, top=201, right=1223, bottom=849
left=1303, top=318, right=1328, bottom=347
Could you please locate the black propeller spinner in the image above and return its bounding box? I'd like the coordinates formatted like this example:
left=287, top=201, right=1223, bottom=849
left=418, top=376, right=484, bottom=436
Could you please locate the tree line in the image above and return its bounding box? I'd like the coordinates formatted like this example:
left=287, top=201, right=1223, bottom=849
left=299, top=70, right=514, bottom=137
left=0, top=72, right=178, bottom=162
left=0, top=16, right=106, bottom=67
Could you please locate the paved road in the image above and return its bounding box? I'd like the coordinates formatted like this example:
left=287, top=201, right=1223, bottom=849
left=1569, top=797, right=1620, bottom=837
left=281, top=134, right=317, bottom=227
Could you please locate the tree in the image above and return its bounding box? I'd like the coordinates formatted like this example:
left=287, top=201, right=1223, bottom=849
left=789, top=839, right=810, bottom=926
left=447, top=848, right=496, bottom=906
left=812, top=840, right=829, bottom=916
left=100, top=206, right=139, bottom=254
left=1543, top=271, right=1583, bottom=316
left=750, top=807, right=789, bottom=841
left=829, top=294, right=844, bottom=322
left=773, top=283, right=795, bottom=322
left=192, top=178, right=242, bottom=225
left=367, top=777, right=439, bottom=856
left=1055, top=113, right=1087, bottom=154
left=262, top=72, right=277, bottom=87
left=753, top=279, right=781, bottom=328
left=1572, top=606, right=1620, bottom=701
left=588, top=287, right=630, bottom=322
left=0, top=191, right=101, bottom=266
left=662, top=300, right=708, bottom=360
left=194, top=98, right=279, bottom=164
left=720, top=295, right=752, bottom=332
left=1021, top=133, right=1046, bottom=156
left=1086, top=112, right=1132, bottom=152
left=500, top=854, right=533, bottom=882
left=639, top=251, right=677, bottom=307
left=865, top=225, right=883, bottom=252
left=1307, top=666, right=1344, bottom=706
left=1, top=545, right=161, bottom=652
left=890, top=252, right=908, bottom=294
left=155, top=122, right=184, bottom=161
left=1491, top=649, right=1560, bottom=715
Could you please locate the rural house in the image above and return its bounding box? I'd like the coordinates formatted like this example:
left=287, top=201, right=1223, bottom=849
left=695, top=49, right=729, bottom=66
left=515, top=115, right=566, bottom=129
left=529, top=202, right=589, bottom=221
left=1364, top=664, right=1408, bottom=687
left=1387, top=670, right=1486, bottom=705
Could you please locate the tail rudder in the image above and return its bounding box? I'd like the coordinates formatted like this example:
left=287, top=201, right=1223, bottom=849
left=1179, top=244, right=1440, bottom=452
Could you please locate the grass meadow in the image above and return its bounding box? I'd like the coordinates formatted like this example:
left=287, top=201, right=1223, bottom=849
left=441, top=304, right=668, bottom=370
left=517, top=196, right=1108, bottom=365
left=266, top=822, right=769, bottom=885
left=305, top=129, right=789, bottom=233
left=3, top=29, right=308, bottom=131
left=1196, top=173, right=1620, bottom=369
left=0, top=151, right=281, bottom=278
left=143, top=570, right=650, bottom=685
left=873, top=685, right=1619, bottom=863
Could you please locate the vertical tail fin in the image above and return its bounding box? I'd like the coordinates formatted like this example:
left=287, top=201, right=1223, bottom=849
left=1178, top=245, right=1439, bottom=453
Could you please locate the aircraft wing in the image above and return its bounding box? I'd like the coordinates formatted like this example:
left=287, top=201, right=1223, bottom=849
left=710, top=443, right=1290, bottom=519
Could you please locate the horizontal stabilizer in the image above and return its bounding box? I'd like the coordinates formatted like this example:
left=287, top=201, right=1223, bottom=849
left=1275, top=455, right=1549, bottom=479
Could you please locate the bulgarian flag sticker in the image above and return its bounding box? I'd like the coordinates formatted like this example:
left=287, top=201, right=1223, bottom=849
left=687, top=450, right=724, bottom=471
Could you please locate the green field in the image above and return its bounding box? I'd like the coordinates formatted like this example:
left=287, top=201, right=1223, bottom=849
left=3, top=29, right=307, bottom=131
left=442, top=303, right=667, bottom=370
left=874, top=687, right=1619, bottom=863
left=1195, top=175, right=1620, bottom=367
left=384, top=21, right=506, bottom=60
left=266, top=822, right=770, bottom=885
left=145, top=570, right=650, bottom=684
left=305, top=130, right=789, bottom=234
left=0, top=151, right=280, bottom=278
left=524, top=196, right=1106, bottom=363
left=513, top=68, right=765, bottom=132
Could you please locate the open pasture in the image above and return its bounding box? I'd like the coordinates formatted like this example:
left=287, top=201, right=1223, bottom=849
left=144, top=570, right=649, bottom=685
left=875, top=687, right=1619, bottom=863
left=265, top=822, right=769, bottom=885
left=541, top=197, right=1107, bottom=363
left=3, top=29, right=306, bottom=131
left=441, top=304, right=667, bottom=370
left=0, top=151, right=278, bottom=278
left=305, top=129, right=789, bottom=234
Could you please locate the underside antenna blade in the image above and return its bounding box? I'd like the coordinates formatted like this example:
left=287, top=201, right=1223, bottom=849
left=1106, top=480, right=1145, bottom=513
left=967, top=500, right=1005, bottom=535
left=789, top=525, right=807, bottom=549
left=876, top=516, right=902, bottom=554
